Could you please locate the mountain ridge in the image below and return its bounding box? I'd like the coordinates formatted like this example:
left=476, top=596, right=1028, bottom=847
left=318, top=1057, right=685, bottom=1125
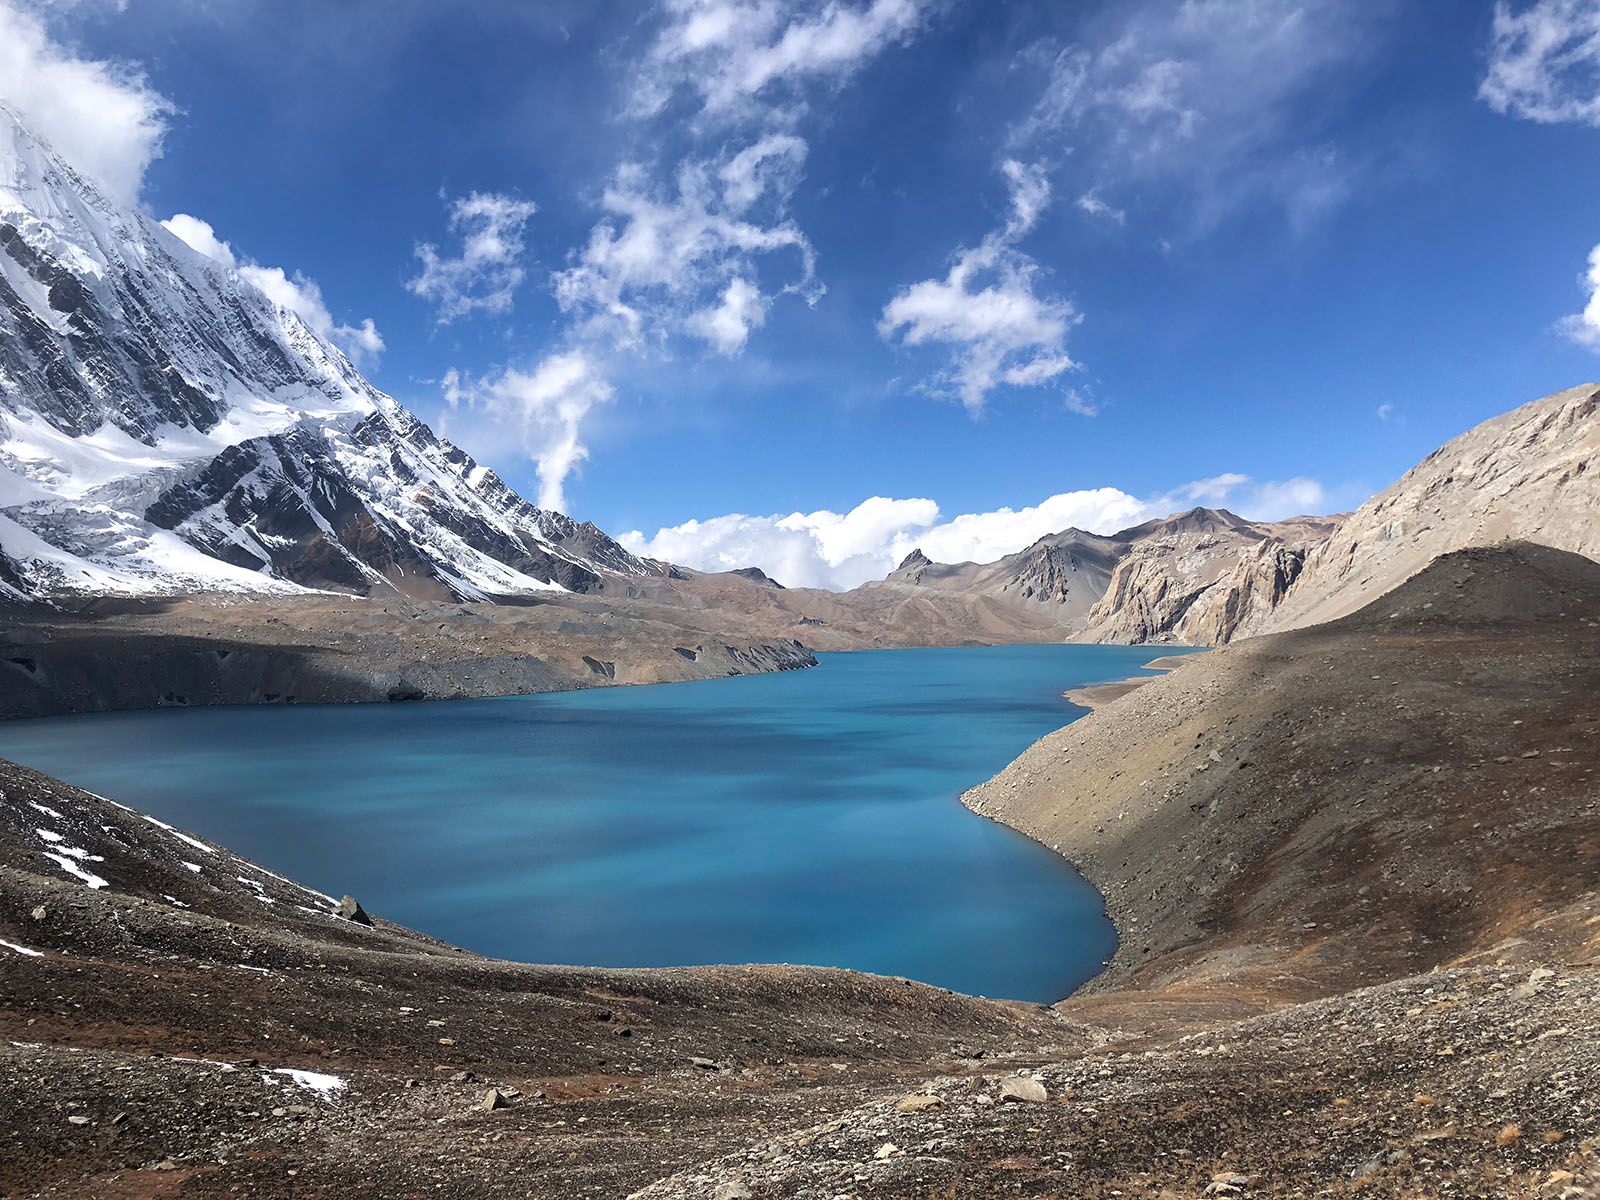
left=0, top=104, right=663, bottom=604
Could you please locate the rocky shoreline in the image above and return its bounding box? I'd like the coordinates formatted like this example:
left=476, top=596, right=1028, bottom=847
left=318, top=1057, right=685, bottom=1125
left=1060, top=653, right=1202, bottom=710
left=0, top=592, right=817, bottom=721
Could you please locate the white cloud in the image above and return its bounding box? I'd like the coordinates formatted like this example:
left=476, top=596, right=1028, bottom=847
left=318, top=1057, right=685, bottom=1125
left=633, top=0, right=933, bottom=121
left=160, top=213, right=236, bottom=268
left=1481, top=0, right=1600, bottom=126
left=623, top=473, right=1329, bottom=590
left=553, top=139, right=818, bottom=354
left=0, top=0, right=172, bottom=204
left=1013, top=0, right=1369, bottom=231
left=1559, top=240, right=1600, bottom=350
left=458, top=2, right=935, bottom=498
left=688, top=276, right=771, bottom=354
left=407, top=191, right=539, bottom=323
left=880, top=160, right=1078, bottom=412
left=1245, top=476, right=1325, bottom=518
left=1377, top=402, right=1396, bottom=421
left=240, top=265, right=386, bottom=368
left=162, top=213, right=386, bottom=368
left=440, top=351, right=613, bottom=513
left=1076, top=189, right=1126, bottom=224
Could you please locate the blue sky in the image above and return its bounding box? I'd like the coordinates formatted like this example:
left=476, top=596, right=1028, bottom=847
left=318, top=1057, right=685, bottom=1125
left=6, top=0, right=1600, bottom=587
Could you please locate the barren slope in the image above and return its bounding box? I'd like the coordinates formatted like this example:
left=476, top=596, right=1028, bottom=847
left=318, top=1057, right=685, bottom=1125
left=966, top=542, right=1600, bottom=1002
left=1249, top=383, right=1600, bottom=637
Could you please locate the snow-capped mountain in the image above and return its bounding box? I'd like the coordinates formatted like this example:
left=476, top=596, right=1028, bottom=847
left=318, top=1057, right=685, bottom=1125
left=0, top=104, right=661, bottom=603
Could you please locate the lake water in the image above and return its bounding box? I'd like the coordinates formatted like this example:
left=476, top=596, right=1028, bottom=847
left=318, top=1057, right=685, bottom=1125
left=0, top=644, right=1190, bottom=1001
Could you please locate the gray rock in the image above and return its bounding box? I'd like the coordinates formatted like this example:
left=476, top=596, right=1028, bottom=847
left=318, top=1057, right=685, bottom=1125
left=482, top=1088, right=508, bottom=1111
left=712, top=1183, right=752, bottom=1200
left=999, top=1075, right=1048, bottom=1104
left=336, top=895, right=373, bottom=926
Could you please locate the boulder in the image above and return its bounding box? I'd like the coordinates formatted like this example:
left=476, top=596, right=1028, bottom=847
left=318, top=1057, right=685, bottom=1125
left=336, top=895, right=373, bottom=926
left=999, top=1075, right=1048, bottom=1104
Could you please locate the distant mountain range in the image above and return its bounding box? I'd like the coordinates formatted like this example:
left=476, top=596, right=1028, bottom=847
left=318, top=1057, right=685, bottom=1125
left=872, top=506, right=1343, bottom=644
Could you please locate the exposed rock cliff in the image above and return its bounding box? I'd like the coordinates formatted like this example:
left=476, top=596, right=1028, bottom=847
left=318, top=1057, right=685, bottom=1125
left=1246, top=382, right=1600, bottom=637
left=1077, top=511, right=1338, bottom=644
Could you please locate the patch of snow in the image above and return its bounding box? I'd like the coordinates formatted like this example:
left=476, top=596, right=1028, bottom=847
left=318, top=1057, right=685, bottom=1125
left=0, top=938, right=44, bottom=957
left=41, top=852, right=108, bottom=889
left=34, top=828, right=108, bottom=887
left=181, top=861, right=203, bottom=873
left=161, top=894, right=189, bottom=908
left=142, top=815, right=214, bottom=854
left=235, top=964, right=272, bottom=974
left=268, top=1068, right=346, bottom=1100
left=27, top=801, right=63, bottom=821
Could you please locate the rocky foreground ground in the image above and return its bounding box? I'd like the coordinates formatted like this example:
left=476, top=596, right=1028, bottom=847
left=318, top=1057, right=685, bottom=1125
left=1, top=543, right=1598, bottom=1198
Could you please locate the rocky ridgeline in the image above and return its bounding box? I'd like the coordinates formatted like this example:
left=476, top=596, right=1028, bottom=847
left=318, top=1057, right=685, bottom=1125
left=0, top=103, right=667, bottom=604
left=1247, top=382, right=1600, bottom=638
left=851, top=382, right=1600, bottom=648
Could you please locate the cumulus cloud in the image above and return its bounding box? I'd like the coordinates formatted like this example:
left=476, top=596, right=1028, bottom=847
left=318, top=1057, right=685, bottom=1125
left=880, top=160, right=1078, bottom=412
left=1559, top=241, right=1600, bottom=350
left=553, top=138, right=818, bottom=354
left=0, top=0, right=172, bottom=204
left=1013, top=0, right=1370, bottom=231
left=623, top=473, right=1329, bottom=590
left=1481, top=0, right=1600, bottom=126
left=440, top=351, right=614, bottom=513
left=632, top=0, right=933, bottom=122
left=407, top=191, right=539, bottom=323
left=162, top=214, right=386, bottom=368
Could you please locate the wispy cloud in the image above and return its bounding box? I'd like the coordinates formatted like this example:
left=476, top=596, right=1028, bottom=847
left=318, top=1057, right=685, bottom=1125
left=630, top=0, right=935, bottom=123
left=440, top=351, right=613, bottom=514
left=407, top=191, right=539, bottom=324
left=1013, top=0, right=1372, bottom=233
left=1479, top=2, right=1600, bottom=351
left=0, top=0, right=173, bottom=203
left=162, top=214, right=385, bottom=367
left=435, top=1, right=936, bottom=513
left=879, top=160, right=1078, bottom=413
left=1481, top=0, right=1600, bottom=126
left=1076, top=189, right=1126, bottom=224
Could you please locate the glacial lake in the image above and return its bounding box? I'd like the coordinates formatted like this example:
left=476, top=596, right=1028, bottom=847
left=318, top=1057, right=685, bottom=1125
left=0, top=644, right=1194, bottom=1002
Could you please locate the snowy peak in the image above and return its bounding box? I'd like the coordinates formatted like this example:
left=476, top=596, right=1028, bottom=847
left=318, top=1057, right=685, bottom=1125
left=0, top=105, right=658, bottom=603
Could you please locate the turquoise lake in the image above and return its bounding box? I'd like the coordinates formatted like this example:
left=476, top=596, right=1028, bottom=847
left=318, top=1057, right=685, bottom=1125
left=0, top=644, right=1192, bottom=1001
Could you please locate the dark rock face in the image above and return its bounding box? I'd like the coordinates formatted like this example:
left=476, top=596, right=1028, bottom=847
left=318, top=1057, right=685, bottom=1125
left=336, top=895, right=373, bottom=926
left=730, top=567, right=784, bottom=589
